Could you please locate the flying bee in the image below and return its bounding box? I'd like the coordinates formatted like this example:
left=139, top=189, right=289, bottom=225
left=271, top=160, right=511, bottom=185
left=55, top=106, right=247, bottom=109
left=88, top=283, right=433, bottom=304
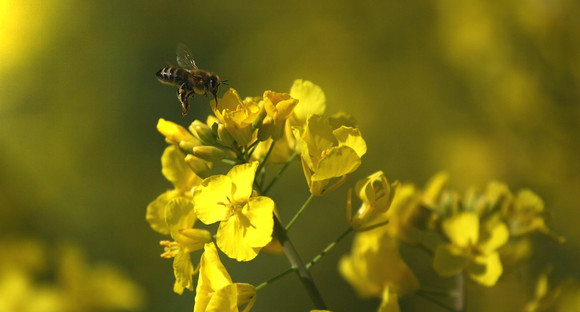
left=156, top=43, right=223, bottom=116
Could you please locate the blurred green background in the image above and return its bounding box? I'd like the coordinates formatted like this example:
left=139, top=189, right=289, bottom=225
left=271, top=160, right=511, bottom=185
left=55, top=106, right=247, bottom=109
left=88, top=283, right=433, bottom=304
left=1, top=0, right=579, bottom=311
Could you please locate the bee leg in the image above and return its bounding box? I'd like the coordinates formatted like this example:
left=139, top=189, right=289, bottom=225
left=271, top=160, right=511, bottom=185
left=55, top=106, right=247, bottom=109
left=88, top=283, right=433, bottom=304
left=177, top=84, right=194, bottom=116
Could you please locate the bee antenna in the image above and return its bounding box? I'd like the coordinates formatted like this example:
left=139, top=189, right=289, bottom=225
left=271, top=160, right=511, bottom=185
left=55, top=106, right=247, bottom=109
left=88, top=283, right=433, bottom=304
left=222, top=80, right=229, bottom=86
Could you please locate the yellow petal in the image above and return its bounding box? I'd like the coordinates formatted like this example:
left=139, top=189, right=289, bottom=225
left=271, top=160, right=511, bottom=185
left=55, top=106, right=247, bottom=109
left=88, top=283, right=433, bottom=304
left=311, top=146, right=361, bottom=181
left=173, top=249, right=194, bottom=293
left=216, top=198, right=274, bottom=262
left=165, top=197, right=196, bottom=237
left=177, top=228, right=212, bottom=253
left=241, top=196, right=275, bottom=247
left=467, top=252, right=503, bottom=287
left=479, top=219, right=509, bottom=254
left=293, top=127, right=315, bottom=171
left=205, top=283, right=238, bottom=312
left=378, top=287, right=401, bottom=312
left=195, top=243, right=233, bottom=312
left=433, top=244, right=470, bottom=276
left=162, top=145, right=200, bottom=192
left=236, top=283, right=257, bottom=310
left=339, top=229, right=419, bottom=299
left=333, top=126, right=367, bottom=157
left=227, top=162, right=258, bottom=202
left=146, top=191, right=173, bottom=235
left=193, top=175, right=232, bottom=225
left=442, top=212, right=479, bottom=248
left=303, top=115, right=336, bottom=156
left=157, top=118, right=199, bottom=145
left=422, top=171, right=449, bottom=208
left=290, top=79, right=326, bottom=122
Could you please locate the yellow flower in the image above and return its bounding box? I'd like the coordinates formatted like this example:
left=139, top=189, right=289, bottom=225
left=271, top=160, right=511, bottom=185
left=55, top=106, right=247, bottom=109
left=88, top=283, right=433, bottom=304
left=293, top=115, right=367, bottom=196
left=192, top=162, right=275, bottom=261
left=339, top=226, right=419, bottom=311
left=503, top=189, right=564, bottom=242
left=260, top=91, right=298, bottom=140
left=157, top=118, right=201, bottom=146
left=252, top=80, right=326, bottom=164
left=146, top=145, right=203, bottom=235
left=289, top=79, right=326, bottom=125
left=194, top=243, right=256, bottom=312
left=433, top=212, right=509, bottom=286
left=160, top=197, right=212, bottom=294
left=212, top=88, right=261, bottom=146
left=347, top=171, right=399, bottom=230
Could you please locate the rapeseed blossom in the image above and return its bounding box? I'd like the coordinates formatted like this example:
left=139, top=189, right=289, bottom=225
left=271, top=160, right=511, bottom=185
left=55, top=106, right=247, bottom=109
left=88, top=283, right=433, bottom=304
left=293, top=115, right=367, bottom=196
left=192, top=162, right=275, bottom=261
left=194, top=243, right=256, bottom=312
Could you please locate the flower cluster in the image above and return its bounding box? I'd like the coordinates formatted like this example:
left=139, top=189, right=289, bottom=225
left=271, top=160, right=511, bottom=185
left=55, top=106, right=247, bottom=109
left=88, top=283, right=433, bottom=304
left=148, top=78, right=564, bottom=312
left=147, top=79, right=370, bottom=311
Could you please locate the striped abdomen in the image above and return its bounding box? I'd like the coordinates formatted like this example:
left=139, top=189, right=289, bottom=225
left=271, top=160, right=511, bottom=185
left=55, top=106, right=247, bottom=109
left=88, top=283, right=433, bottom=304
left=156, top=67, right=189, bottom=86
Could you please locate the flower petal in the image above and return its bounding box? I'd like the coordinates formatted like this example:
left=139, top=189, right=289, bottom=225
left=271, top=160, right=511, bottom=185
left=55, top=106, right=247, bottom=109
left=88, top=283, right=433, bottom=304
left=228, top=162, right=258, bottom=201
left=206, top=283, right=238, bottom=312
left=333, top=126, right=367, bottom=158
left=165, top=197, right=196, bottom=237
left=290, top=79, right=326, bottom=122
left=162, top=145, right=200, bottom=192
left=193, top=175, right=232, bottom=225
left=467, top=252, right=503, bottom=287
left=173, top=249, right=194, bottom=293
left=195, top=243, right=233, bottom=312
left=241, top=197, right=275, bottom=247
left=146, top=191, right=174, bottom=235
left=311, top=146, right=361, bottom=181
left=177, top=228, right=212, bottom=253
left=442, top=212, right=479, bottom=248
left=217, top=218, right=260, bottom=262
left=378, top=287, right=401, bottom=312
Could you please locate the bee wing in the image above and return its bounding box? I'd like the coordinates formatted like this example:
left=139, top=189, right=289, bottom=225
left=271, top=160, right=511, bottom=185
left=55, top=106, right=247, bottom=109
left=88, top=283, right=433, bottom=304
left=176, top=43, right=198, bottom=70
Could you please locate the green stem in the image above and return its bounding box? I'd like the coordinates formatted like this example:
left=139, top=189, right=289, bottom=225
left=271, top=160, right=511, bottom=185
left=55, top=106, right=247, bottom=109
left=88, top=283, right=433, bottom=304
left=307, top=226, right=353, bottom=269
left=285, top=194, right=315, bottom=232
left=416, top=291, right=456, bottom=312
left=256, top=139, right=276, bottom=175
left=456, top=272, right=466, bottom=312
left=273, top=217, right=327, bottom=309
left=263, top=152, right=298, bottom=195
left=255, top=267, right=296, bottom=291
left=245, top=140, right=260, bottom=160
left=419, top=288, right=457, bottom=298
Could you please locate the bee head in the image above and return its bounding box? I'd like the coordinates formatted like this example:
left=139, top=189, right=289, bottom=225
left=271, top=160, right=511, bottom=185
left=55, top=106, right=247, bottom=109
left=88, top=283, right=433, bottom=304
left=209, top=74, right=221, bottom=101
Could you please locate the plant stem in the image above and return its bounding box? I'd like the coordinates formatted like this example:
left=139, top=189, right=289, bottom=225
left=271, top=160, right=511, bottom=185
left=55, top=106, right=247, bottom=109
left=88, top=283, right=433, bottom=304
left=255, top=267, right=296, bottom=291
left=419, top=288, right=457, bottom=298
left=285, top=194, right=315, bottom=232
left=263, top=152, right=298, bottom=195
left=256, top=139, right=276, bottom=176
left=416, top=291, right=456, bottom=312
left=455, top=271, right=466, bottom=312
left=307, top=226, right=353, bottom=269
left=273, top=216, right=328, bottom=309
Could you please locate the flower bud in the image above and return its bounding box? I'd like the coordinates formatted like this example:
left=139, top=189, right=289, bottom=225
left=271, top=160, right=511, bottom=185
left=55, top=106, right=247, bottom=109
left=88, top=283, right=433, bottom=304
left=157, top=118, right=200, bottom=146
left=349, top=171, right=398, bottom=230
left=184, top=154, right=212, bottom=179
left=257, top=116, right=275, bottom=141
left=217, top=123, right=235, bottom=147
left=192, top=146, right=226, bottom=162
left=189, top=120, right=217, bottom=145
left=235, top=283, right=257, bottom=307
left=179, top=140, right=199, bottom=152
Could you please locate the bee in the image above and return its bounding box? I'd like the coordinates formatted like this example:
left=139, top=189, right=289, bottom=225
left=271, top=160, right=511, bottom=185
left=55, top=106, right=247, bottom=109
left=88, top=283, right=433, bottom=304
left=156, top=43, right=222, bottom=116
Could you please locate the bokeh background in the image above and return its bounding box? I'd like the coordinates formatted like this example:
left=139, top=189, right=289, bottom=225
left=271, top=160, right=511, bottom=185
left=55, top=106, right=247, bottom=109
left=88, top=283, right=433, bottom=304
left=1, top=0, right=579, bottom=311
